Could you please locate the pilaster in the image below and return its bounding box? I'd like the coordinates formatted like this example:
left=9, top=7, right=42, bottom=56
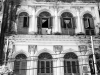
left=29, top=7, right=36, bottom=34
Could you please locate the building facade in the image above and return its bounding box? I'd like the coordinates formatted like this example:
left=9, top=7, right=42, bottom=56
left=1, top=0, right=100, bottom=75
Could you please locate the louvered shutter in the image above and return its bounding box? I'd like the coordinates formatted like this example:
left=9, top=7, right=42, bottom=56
left=20, top=59, right=27, bottom=75
left=14, top=61, right=20, bottom=74
left=49, top=16, right=53, bottom=29
left=37, top=16, right=42, bottom=28
left=83, top=18, right=89, bottom=28
left=72, top=17, right=76, bottom=29
left=27, top=16, right=29, bottom=27
left=89, top=18, right=94, bottom=28
left=60, top=17, right=64, bottom=28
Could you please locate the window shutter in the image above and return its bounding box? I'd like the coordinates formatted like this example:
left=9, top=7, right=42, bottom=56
left=83, top=18, right=89, bottom=28
left=37, top=16, right=42, bottom=28
left=14, top=61, right=20, bottom=74
left=60, top=17, right=64, bottom=28
left=20, top=60, right=27, bottom=75
left=49, top=17, right=53, bottom=29
left=72, top=17, right=76, bottom=29
left=89, top=18, right=94, bottom=28
left=27, top=16, right=29, bottom=27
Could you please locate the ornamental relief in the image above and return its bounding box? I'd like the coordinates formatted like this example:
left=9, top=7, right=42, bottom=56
left=53, top=45, right=63, bottom=53
left=79, top=45, right=87, bottom=55
left=28, top=45, right=37, bottom=53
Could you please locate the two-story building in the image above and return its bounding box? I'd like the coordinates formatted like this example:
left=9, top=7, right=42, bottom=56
left=1, top=0, right=100, bottom=75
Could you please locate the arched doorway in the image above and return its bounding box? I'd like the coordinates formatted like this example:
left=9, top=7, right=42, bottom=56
left=61, top=12, right=76, bottom=35
left=38, top=52, right=53, bottom=75
left=83, top=13, right=95, bottom=35
left=14, top=54, right=27, bottom=75
left=64, top=52, right=79, bottom=75
left=37, top=11, right=53, bottom=35
left=89, top=53, right=100, bottom=75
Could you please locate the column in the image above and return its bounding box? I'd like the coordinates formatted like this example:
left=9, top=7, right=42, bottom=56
left=94, top=6, right=100, bottom=34
left=53, top=59, right=57, bottom=75
left=60, top=58, right=64, bottom=75
left=33, top=57, right=38, bottom=75
left=29, top=7, right=36, bottom=34
left=27, top=58, right=31, bottom=75
left=58, top=16, right=61, bottom=33
left=30, top=51, right=34, bottom=75
left=56, top=52, right=61, bottom=75
left=53, top=8, right=59, bottom=33
left=76, top=9, right=83, bottom=34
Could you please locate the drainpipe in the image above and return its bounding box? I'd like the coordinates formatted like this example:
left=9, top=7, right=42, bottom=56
left=90, top=36, right=98, bottom=75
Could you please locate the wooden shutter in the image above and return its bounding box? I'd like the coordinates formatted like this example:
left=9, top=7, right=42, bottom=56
left=37, top=16, right=42, bottom=28
left=83, top=18, right=89, bottom=28
left=89, top=18, right=94, bottom=28
left=50, top=17, right=53, bottom=29
left=72, top=17, right=76, bottom=29
left=20, top=59, right=27, bottom=75
left=60, top=17, right=64, bottom=28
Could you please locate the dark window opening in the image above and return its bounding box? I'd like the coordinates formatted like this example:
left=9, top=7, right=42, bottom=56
left=62, top=18, right=72, bottom=29
left=42, top=18, right=48, bottom=28
left=23, top=17, right=29, bottom=27
left=37, top=11, right=52, bottom=35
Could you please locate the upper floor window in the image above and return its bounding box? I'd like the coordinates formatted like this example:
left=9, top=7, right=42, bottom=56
left=19, top=12, right=29, bottom=27
left=37, top=11, right=53, bottom=35
left=61, top=12, right=76, bottom=35
left=17, top=12, right=29, bottom=34
left=83, top=13, right=95, bottom=35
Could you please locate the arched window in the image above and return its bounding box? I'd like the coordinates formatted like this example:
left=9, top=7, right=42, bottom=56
left=89, top=53, right=100, bottom=74
left=38, top=53, right=53, bottom=75
left=37, top=11, right=53, bottom=35
left=14, top=54, right=27, bottom=75
left=17, top=12, right=29, bottom=34
left=83, top=13, right=95, bottom=35
left=64, top=52, right=79, bottom=75
left=61, top=12, right=76, bottom=35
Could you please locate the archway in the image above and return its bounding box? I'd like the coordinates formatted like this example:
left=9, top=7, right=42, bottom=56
left=64, top=52, right=79, bottom=75
left=83, top=13, right=95, bottom=35
left=37, top=11, right=53, bottom=35
left=61, top=12, right=76, bottom=35
left=38, top=52, right=53, bottom=75
left=17, top=12, right=29, bottom=34
left=14, top=54, right=27, bottom=75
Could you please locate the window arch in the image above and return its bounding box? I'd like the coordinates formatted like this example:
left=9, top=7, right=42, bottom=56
left=17, top=12, right=29, bottom=34
left=38, top=53, right=53, bottom=75
left=61, top=12, right=76, bottom=35
left=14, top=54, right=27, bottom=75
left=64, top=52, right=79, bottom=75
left=37, top=11, right=53, bottom=35
left=89, top=53, right=100, bottom=74
left=83, top=13, right=95, bottom=35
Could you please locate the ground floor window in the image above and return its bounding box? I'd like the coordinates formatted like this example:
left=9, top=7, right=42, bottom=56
left=38, top=53, right=53, bottom=75
left=64, top=52, right=79, bottom=75
left=14, top=54, right=27, bottom=75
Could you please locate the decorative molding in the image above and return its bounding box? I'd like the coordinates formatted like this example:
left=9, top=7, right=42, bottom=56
left=53, top=45, right=63, bottom=53
left=79, top=45, right=87, bottom=55
left=28, top=45, right=37, bottom=53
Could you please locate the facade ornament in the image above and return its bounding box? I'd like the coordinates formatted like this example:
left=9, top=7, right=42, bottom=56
left=79, top=45, right=87, bottom=55
left=28, top=45, right=37, bottom=53
left=53, top=45, right=63, bottom=53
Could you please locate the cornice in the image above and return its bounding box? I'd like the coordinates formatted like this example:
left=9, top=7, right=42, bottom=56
left=5, top=35, right=100, bottom=46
